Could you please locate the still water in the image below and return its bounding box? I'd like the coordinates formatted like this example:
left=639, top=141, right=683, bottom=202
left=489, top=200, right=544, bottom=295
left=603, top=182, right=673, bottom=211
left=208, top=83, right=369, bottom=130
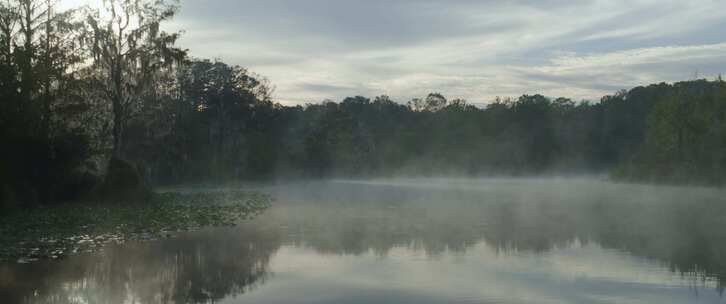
left=2, top=178, right=726, bottom=304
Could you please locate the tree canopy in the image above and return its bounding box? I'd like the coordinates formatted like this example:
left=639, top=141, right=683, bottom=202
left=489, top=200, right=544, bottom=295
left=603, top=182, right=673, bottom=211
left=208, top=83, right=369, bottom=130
left=2, top=0, right=726, bottom=209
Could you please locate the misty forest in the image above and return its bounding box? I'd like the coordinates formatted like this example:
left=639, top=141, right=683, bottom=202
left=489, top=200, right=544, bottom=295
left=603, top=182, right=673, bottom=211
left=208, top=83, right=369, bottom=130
left=2, top=1, right=726, bottom=304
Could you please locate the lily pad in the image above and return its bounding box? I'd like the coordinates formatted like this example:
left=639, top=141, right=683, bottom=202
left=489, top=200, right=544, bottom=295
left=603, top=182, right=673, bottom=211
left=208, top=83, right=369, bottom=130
left=0, top=191, right=272, bottom=263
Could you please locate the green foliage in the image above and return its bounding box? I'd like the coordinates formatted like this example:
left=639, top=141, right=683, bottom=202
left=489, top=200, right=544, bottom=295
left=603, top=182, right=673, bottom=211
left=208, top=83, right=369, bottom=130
left=2, top=0, right=726, bottom=210
left=617, top=80, right=726, bottom=184
left=81, top=0, right=186, bottom=156
left=0, top=0, right=93, bottom=207
left=98, top=157, right=151, bottom=202
left=0, top=191, right=271, bottom=262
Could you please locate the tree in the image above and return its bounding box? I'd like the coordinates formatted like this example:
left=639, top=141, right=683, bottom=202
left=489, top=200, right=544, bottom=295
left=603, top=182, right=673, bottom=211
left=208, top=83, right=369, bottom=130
left=0, top=0, right=94, bottom=206
left=424, top=92, right=448, bottom=112
left=82, top=0, right=186, bottom=157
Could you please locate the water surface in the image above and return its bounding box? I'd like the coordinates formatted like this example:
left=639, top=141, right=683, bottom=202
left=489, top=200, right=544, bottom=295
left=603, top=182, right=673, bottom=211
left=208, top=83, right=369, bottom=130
left=2, top=178, right=726, bottom=303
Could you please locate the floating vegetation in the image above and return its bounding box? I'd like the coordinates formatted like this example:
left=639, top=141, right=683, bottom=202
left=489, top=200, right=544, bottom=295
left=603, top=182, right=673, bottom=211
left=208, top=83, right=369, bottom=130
left=0, top=191, right=271, bottom=263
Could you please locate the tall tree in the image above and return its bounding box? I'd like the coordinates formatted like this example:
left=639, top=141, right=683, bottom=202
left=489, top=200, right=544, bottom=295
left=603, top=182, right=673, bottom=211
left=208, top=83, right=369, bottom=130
left=82, top=0, right=185, bottom=157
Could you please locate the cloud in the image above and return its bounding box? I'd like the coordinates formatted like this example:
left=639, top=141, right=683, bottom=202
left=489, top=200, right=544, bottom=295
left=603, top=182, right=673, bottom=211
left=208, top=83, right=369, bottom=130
left=165, top=0, right=726, bottom=105
left=233, top=242, right=723, bottom=304
left=546, top=43, right=726, bottom=70
left=514, top=43, right=726, bottom=100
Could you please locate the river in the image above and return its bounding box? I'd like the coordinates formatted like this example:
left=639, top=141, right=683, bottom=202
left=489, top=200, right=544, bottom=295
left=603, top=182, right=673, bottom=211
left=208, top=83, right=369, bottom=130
left=2, top=178, right=725, bottom=303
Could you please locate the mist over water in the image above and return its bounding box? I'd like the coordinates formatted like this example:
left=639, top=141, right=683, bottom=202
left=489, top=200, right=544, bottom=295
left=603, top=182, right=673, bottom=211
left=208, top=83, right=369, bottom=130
left=3, top=0, right=726, bottom=303
left=2, top=178, right=725, bottom=304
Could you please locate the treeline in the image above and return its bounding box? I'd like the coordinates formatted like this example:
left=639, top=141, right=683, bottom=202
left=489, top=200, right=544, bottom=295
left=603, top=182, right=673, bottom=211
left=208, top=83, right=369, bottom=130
left=223, top=80, right=724, bottom=182
left=2, top=0, right=726, bottom=208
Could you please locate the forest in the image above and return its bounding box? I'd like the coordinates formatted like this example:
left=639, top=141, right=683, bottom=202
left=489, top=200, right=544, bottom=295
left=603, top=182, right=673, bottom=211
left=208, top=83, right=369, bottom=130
left=2, top=0, right=726, bottom=209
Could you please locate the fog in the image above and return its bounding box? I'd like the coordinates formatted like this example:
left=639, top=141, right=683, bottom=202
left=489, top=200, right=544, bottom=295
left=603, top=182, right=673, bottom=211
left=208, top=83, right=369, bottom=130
left=4, top=177, right=726, bottom=303
left=2, top=0, right=726, bottom=303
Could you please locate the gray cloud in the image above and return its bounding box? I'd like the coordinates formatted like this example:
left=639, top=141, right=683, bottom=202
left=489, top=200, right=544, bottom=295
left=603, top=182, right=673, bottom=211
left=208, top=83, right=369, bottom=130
left=166, top=0, right=726, bottom=105
left=298, top=83, right=363, bottom=95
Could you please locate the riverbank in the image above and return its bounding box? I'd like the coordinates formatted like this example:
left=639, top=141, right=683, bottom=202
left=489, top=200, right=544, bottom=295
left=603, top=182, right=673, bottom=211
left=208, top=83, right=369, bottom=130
left=0, top=191, right=271, bottom=263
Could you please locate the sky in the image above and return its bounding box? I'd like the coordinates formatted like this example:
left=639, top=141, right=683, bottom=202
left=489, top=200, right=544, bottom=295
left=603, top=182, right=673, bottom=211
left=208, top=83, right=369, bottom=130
left=64, top=0, right=726, bottom=106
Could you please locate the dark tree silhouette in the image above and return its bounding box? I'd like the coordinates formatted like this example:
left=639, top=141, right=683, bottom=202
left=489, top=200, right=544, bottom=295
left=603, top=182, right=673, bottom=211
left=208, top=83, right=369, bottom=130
left=2, top=0, right=726, bottom=209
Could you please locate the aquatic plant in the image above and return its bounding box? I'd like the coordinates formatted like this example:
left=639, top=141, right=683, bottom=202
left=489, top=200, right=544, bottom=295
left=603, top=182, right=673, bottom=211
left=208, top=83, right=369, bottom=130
left=0, top=191, right=271, bottom=263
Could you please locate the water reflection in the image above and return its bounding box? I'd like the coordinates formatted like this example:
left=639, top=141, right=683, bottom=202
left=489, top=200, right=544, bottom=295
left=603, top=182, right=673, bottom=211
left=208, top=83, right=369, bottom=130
left=261, top=179, right=726, bottom=296
left=0, top=227, right=280, bottom=304
left=2, top=178, right=726, bottom=303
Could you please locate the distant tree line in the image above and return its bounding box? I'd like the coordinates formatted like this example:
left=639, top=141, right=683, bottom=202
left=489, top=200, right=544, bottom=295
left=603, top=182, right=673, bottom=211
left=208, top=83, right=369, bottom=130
left=2, top=0, right=726, bottom=208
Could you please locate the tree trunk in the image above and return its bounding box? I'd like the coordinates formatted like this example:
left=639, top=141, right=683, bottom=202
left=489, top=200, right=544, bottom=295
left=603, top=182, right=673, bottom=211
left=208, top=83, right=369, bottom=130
left=112, top=96, right=124, bottom=157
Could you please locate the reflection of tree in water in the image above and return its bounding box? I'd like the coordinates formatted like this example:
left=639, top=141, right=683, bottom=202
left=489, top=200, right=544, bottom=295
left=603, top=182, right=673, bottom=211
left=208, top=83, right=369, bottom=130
left=274, top=203, right=481, bottom=257
left=580, top=198, right=726, bottom=295
left=268, top=183, right=486, bottom=257
left=269, top=181, right=726, bottom=294
left=3, top=181, right=725, bottom=303
left=1, top=226, right=281, bottom=304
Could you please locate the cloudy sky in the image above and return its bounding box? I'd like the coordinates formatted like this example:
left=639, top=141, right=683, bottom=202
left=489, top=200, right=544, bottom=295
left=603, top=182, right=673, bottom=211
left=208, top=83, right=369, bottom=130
left=70, top=0, right=726, bottom=105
